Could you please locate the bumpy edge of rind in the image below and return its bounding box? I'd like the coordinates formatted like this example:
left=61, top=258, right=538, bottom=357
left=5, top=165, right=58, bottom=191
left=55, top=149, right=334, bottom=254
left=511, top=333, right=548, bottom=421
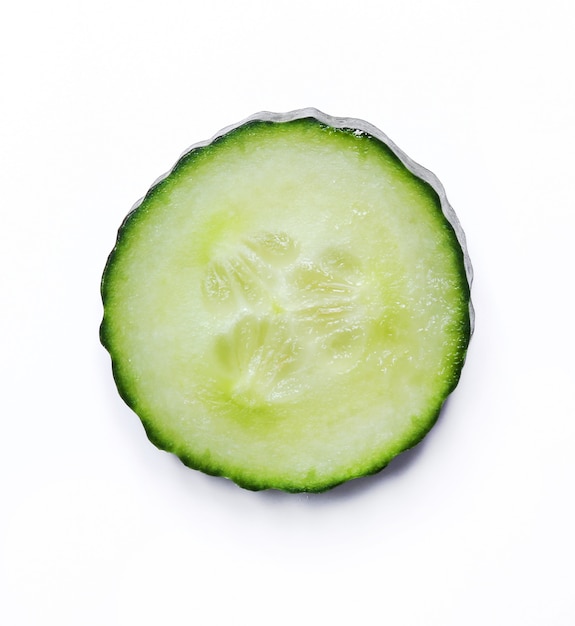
left=100, top=109, right=474, bottom=493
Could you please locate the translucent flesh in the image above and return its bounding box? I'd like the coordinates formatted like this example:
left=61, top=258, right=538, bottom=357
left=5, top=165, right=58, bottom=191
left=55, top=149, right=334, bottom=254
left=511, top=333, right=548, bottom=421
left=101, top=119, right=470, bottom=491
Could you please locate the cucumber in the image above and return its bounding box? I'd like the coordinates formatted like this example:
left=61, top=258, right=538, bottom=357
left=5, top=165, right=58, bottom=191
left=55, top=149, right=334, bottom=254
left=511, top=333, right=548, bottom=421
left=100, top=109, right=473, bottom=492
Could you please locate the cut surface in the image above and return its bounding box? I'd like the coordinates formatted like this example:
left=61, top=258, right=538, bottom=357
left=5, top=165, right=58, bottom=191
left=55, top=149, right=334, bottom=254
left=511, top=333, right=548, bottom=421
left=101, top=115, right=471, bottom=492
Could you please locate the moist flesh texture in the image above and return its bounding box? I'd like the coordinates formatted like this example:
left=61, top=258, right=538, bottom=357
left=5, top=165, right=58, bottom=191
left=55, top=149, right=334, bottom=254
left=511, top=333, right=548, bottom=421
left=101, top=118, right=471, bottom=492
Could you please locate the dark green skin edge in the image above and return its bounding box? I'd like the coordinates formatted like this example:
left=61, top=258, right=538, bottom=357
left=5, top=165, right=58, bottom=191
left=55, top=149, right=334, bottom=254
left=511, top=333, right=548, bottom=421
left=100, top=116, right=472, bottom=493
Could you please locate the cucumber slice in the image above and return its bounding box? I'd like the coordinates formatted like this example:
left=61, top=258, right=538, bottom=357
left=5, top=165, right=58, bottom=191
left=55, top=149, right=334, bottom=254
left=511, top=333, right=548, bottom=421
left=101, top=109, right=473, bottom=492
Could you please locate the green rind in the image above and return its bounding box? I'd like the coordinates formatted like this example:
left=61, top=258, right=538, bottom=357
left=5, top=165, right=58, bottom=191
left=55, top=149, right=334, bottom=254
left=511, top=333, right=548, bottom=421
left=100, top=110, right=472, bottom=493
left=136, top=395, right=450, bottom=493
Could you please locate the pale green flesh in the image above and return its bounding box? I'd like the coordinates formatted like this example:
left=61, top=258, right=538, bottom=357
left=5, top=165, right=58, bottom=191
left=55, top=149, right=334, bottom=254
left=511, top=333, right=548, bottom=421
left=102, top=119, right=470, bottom=491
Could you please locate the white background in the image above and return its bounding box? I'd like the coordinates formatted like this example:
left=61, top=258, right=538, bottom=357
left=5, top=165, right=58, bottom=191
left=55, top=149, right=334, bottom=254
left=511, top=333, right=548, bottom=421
left=1, top=1, right=574, bottom=624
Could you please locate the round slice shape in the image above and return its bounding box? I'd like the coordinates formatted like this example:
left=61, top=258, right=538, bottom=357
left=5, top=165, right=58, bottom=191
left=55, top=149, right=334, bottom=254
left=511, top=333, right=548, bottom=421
left=101, top=109, right=473, bottom=493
